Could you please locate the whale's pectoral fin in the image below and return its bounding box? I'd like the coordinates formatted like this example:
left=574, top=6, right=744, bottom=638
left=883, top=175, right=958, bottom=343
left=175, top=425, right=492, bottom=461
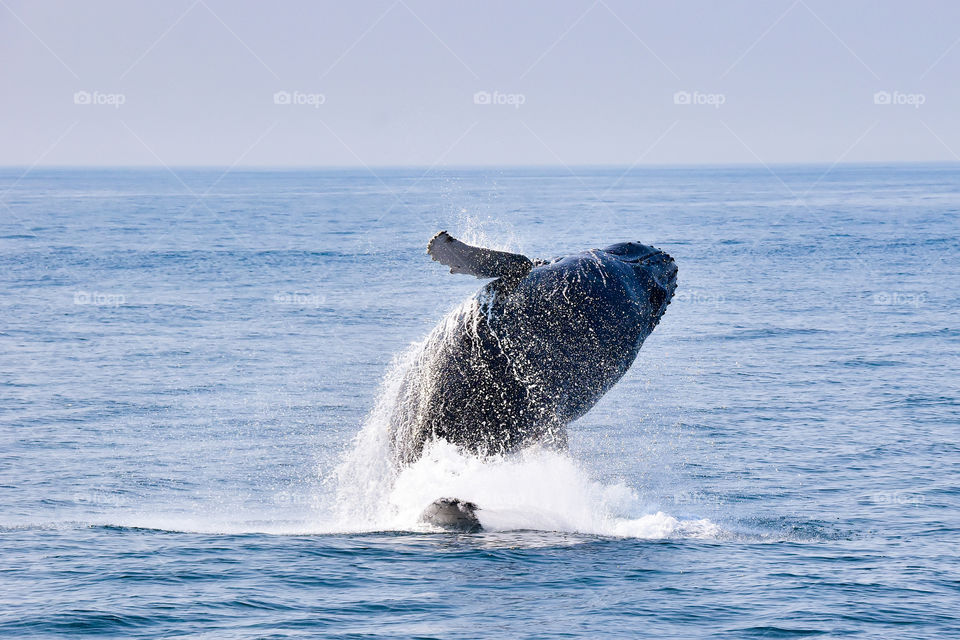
left=419, top=498, right=482, bottom=533
left=428, top=231, right=533, bottom=281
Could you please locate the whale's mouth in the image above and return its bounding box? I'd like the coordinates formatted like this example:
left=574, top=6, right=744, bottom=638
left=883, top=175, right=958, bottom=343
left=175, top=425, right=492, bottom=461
left=603, top=242, right=678, bottom=289
left=603, top=243, right=662, bottom=264
left=602, top=241, right=668, bottom=261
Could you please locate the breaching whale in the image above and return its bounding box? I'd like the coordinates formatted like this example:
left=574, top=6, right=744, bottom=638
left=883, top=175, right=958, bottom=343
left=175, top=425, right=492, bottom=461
left=398, top=231, right=678, bottom=463
left=395, top=232, right=678, bottom=530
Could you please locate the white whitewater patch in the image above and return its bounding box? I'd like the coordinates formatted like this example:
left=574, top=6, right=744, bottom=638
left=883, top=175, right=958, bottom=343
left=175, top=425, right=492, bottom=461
left=60, top=435, right=718, bottom=537
left=62, top=428, right=718, bottom=539
left=379, top=440, right=720, bottom=539
left=328, top=336, right=720, bottom=540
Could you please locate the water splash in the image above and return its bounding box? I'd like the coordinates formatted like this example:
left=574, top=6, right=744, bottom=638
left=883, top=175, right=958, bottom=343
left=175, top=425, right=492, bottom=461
left=458, top=214, right=523, bottom=254
left=331, top=336, right=721, bottom=540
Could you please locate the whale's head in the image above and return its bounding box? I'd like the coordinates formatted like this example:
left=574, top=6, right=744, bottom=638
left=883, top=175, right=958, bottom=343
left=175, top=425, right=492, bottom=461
left=602, top=241, right=678, bottom=313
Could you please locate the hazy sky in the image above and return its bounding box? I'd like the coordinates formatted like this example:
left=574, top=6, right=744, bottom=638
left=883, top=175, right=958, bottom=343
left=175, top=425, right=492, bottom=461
left=2, top=0, right=959, bottom=166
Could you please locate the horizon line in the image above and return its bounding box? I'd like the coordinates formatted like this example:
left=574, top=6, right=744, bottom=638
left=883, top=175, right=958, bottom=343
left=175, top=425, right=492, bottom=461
left=1, top=160, right=958, bottom=172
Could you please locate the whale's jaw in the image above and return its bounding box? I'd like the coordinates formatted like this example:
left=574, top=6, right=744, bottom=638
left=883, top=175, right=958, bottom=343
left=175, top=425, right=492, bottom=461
left=602, top=241, right=678, bottom=308
left=644, top=250, right=678, bottom=307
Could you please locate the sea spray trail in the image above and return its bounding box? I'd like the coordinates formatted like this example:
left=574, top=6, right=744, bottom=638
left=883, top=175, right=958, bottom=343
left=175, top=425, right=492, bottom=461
left=388, top=442, right=720, bottom=538
left=335, top=433, right=722, bottom=538
left=330, top=327, right=719, bottom=538
left=329, top=338, right=416, bottom=530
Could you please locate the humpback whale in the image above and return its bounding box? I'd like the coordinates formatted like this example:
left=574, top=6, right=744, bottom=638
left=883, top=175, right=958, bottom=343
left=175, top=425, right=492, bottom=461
left=397, top=232, right=678, bottom=531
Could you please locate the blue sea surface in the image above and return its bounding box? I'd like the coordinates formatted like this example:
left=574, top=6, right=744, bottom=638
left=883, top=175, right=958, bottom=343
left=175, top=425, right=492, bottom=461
left=1, top=165, right=958, bottom=638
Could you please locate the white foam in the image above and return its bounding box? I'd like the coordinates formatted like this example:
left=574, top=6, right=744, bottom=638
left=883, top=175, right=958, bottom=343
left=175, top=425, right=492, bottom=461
left=333, top=435, right=720, bottom=539
left=57, top=439, right=719, bottom=538
left=324, top=307, right=722, bottom=540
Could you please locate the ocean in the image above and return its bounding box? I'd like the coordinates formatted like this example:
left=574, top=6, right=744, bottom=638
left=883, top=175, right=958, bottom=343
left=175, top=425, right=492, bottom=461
left=1, top=165, right=958, bottom=638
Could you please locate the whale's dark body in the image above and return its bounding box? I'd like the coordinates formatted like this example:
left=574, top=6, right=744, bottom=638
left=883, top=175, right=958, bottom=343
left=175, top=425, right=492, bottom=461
left=391, top=232, right=678, bottom=465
